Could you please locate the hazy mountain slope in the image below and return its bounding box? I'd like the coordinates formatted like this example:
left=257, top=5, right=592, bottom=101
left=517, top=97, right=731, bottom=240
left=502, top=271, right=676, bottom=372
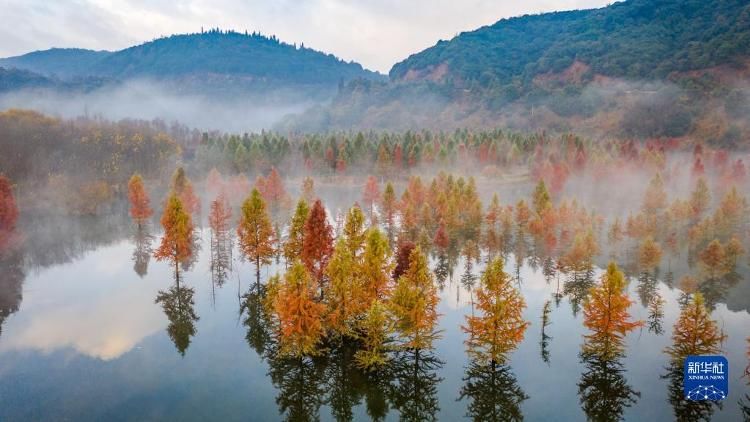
left=0, top=30, right=385, bottom=131
left=287, top=0, right=750, bottom=138
left=0, top=30, right=382, bottom=86
left=0, top=48, right=112, bottom=80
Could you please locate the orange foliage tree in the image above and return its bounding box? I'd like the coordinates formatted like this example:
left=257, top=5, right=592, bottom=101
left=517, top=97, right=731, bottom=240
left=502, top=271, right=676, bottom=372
left=390, top=246, right=441, bottom=350
left=362, top=175, right=380, bottom=222
left=301, top=199, right=334, bottom=286
left=665, top=293, right=726, bottom=359
left=582, top=262, right=643, bottom=360
left=325, top=236, right=362, bottom=337
left=259, top=167, right=290, bottom=217
left=361, top=228, right=393, bottom=302
left=463, top=257, right=529, bottom=364
left=127, top=174, right=153, bottom=226
left=638, top=236, right=662, bottom=271
left=171, top=167, right=200, bottom=216
left=0, top=175, right=19, bottom=233
left=283, top=199, right=309, bottom=264
left=237, top=188, right=275, bottom=286
left=154, top=194, right=194, bottom=276
left=381, top=182, right=397, bottom=239
left=272, top=262, right=327, bottom=357
left=699, top=239, right=729, bottom=280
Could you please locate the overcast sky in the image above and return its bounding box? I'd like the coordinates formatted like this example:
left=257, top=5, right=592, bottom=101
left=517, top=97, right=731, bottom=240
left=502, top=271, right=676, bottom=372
left=0, top=0, right=613, bottom=73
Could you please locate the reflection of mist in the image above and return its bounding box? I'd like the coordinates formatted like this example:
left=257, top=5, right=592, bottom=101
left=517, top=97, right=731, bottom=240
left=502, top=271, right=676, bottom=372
left=0, top=240, right=165, bottom=360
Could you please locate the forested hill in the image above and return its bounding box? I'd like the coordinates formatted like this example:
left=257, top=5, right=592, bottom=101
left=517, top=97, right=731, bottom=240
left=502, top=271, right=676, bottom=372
left=0, top=48, right=111, bottom=80
left=390, top=0, right=750, bottom=97
left=0, top=30, right=383, bottom=86
left=287, top=0, right=750, bottom=139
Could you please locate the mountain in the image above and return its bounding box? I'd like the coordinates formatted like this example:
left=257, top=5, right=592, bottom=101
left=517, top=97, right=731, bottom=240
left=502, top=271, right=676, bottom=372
left=287, top=0, right=750, bottom=140
left=0, top=30, right=382, bottom=87
left=390, top=0, right=750, bottom=102
left=0, top=30, right=385, bottom=131
left=0, top=49, right=112, bottom=80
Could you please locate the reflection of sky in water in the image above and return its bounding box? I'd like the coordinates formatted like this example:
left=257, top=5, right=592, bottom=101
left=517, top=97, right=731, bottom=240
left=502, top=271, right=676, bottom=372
left=0, top=230, right=749, bottom=421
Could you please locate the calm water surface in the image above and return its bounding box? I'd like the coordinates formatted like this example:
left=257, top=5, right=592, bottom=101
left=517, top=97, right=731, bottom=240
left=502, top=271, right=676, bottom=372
left=0, top=220, right=749, bottom=421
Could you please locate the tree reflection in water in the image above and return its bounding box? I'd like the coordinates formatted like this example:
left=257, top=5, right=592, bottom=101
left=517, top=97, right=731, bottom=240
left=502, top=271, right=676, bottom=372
left=155, top=273, right=199, bottom=356
left=241, top=283, right=442, bottom=422
left=132, top=224, right=153, bottom=278
left=0, top=243, right=24, bottom=341
left=663, top=361, right=719, bottom=422
left=578, top=352, right=640, bottom=421
left=459, top=360, right=527, bottom=421
left=387, top=349, right=443, bottom=422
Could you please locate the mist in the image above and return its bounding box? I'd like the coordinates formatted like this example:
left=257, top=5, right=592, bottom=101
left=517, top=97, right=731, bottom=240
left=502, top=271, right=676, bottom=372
left=0, top=79, right=319, bottom=133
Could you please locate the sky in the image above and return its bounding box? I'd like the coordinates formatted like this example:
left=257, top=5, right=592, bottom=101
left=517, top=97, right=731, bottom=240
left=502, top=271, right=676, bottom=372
left=0, top=0, right=613, bottom=73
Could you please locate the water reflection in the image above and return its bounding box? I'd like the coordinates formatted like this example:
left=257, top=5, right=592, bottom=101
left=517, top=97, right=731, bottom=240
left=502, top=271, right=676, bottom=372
left=242, top=284, right=273, bottom=358
left=388, top=350, right=443, bottom=422
left=132, top=224, right=153, bottom=277
left=2, top=210, right=750, bottom=420
left=459, top=360, right=527, bottom=421
left=578, top=353, right=640, bottom=421
left=0, top=244, right=24, bottom=340
left=155, top=276, right=199, bottom=356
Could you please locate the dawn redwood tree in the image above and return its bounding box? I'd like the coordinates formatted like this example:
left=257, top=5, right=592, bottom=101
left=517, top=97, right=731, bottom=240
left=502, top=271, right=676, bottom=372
left=382, top=182, right=397, bottom=238
left=532, top=180, right=552, bottom=216
left=237, top=188, right=275, bottom=286
left=261, top=167, right=290, bottom=217
left=127, top=174, right=153, bottom=227
left=154, top=194, right=194, bottom=278
left=301, top=177, right=316, bottom=203
left=433, top=221, right=449, bottom=254
left=484, top=194, right=502, bottom=257
left=699, top=239, right=728, bottom=281
left=390, top=246, right=440, bottom=351
left=325, top=238, right=363, bottom=338
left=665, top=293, right=726, bottom=359
left=355, top=300, right=392, bottom=371
left=301, top=199, right=334, bottom=288
left=463, top=257, right=529, bottom=365
left=361, top=228, right=393, bottom=302
left=0, top=175, right=18, bottom=233
left=273, top=261, right=326, bottom=357
left=283, top=199, right=309, bottom=265
left=393, top=240, right=416, bottom=281
left=362, top=176, right=380, bottom=222
left=689, top=177, right=711, bottom=221
left=343, top=205, right=366, bottom=258
left=582, top=262, right=643, bottom=360
left=208, top=192, right=233, bottom=285
left=639, top=236, right=662, bottom=272
left=171, top=167, right=200, bottom=217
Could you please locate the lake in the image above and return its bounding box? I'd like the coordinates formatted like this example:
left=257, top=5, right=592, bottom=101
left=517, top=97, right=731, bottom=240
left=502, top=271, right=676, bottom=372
left=0, top=213, right=748, bottom=421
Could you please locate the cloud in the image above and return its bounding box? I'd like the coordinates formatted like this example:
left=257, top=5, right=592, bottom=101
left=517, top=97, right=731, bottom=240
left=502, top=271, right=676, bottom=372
left=0, top=0, right=613, bottom=73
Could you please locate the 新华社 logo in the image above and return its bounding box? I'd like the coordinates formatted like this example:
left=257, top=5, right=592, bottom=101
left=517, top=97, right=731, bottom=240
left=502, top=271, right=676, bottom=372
left=683, top=355, right=728, bottom=401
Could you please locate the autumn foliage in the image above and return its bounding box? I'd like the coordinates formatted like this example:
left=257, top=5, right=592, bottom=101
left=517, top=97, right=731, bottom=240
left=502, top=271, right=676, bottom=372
left=154, top=194, right=194, bottom=271
left=237, top=188, right=275, bottom=284
left=127, top=174, right=153, bottom=224
left=273, top=262, right=327, bottom=357
left=0, top=175, right=18, bottom=233
left=171, top=167, right=200, bottom=216
left=463, top=257, right=529, bottom=364
left=582, top=262, right=643, bottom=360
left=390, top=246, right=441, bottom=350
left=665, top=293, right=726, bottom=359
left=301, top=199, right=334, bottom=284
